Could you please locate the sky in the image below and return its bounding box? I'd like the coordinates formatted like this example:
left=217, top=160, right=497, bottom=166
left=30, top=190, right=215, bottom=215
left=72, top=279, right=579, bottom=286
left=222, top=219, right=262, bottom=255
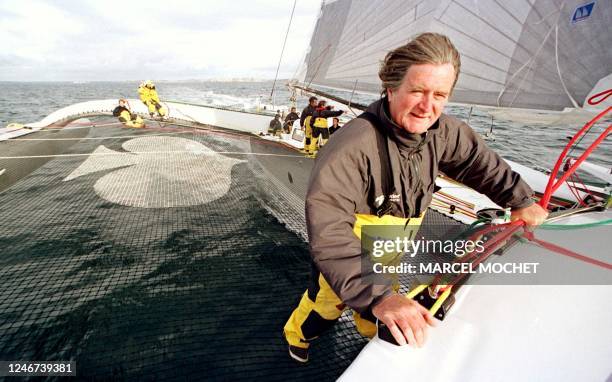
left=0, top=0, right=322, bottom=81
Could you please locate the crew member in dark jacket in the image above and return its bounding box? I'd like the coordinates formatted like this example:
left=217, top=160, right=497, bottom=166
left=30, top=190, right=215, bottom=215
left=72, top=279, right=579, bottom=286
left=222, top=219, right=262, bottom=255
left=284, top=32, right=548, bottom=363
left=112, top=99, right=145, bottom=128
left=329, top=117, right=341, bottom=134
left=283, top=107, right=300, bottom=133
left=268, top=114, right=283, bottom=136
left=300, top=96, right=318, bottom=155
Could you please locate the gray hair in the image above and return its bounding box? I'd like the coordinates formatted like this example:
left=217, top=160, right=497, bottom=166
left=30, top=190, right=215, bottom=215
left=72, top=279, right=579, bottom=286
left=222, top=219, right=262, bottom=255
left=379, top=33, right=461, bottom=95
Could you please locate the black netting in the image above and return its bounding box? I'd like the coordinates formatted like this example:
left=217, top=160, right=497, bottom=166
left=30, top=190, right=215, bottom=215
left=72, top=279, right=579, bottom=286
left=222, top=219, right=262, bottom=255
left=0, top=117, right=463, bottom=381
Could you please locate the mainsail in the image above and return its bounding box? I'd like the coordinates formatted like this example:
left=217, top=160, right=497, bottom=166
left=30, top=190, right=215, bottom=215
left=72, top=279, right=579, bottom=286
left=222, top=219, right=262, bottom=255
left=296, top=0, right=611, bottom=110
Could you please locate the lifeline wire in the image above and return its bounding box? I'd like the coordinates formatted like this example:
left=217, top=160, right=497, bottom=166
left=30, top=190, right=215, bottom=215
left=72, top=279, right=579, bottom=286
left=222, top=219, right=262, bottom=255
left=270, top=0, right=297, bottom=103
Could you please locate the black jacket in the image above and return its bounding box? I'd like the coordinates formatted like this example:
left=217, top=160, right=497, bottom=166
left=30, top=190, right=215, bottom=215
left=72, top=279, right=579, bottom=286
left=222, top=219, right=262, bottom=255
left=285, top=112, right=299, bottom=123
left=312, top=108, right=343, bottom=121
left=300, top=105, right=316, bottom=127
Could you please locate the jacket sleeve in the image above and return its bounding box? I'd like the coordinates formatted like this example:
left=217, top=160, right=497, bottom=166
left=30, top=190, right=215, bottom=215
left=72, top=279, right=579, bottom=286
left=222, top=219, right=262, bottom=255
left=320, top=109, right=344, bottom=118
left=306, top=126, right=393, bottom=313
left=300, top=107, right=308, bottom=127
left=439, top=121, right=534, bottom=209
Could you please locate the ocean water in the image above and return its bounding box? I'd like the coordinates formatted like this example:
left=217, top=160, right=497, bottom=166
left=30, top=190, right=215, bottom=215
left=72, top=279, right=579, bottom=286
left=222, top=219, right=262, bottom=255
left=1, top=80, right=609, bottom=173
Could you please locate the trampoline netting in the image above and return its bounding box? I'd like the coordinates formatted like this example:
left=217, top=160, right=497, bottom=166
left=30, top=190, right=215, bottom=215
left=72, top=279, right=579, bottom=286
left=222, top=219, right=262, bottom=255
left=0, top=117, right=464, bottom=380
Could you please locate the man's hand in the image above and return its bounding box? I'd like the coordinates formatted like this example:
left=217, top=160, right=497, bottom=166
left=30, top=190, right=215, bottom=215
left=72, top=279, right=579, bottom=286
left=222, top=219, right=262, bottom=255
left=511, top=203, right=548, bottom=226
left=372, top=293, right=436, bottom=347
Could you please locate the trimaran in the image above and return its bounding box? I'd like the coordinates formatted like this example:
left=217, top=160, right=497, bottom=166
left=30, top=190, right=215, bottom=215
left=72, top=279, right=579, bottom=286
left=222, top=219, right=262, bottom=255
left=1, top=0, right=611, bottom=380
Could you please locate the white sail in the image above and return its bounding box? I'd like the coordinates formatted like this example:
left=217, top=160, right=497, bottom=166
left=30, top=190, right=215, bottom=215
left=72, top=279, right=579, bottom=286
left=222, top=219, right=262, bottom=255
left=298, top=0, right=611, bottom=110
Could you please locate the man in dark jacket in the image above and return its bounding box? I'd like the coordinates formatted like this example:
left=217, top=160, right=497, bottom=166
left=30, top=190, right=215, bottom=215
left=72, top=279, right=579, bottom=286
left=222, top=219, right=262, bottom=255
left=284, top=32, right=548, bottom=363
left=329, top=117, right=341, bottom=134
left=284, top=106, right=300, bottom=133
left=268, top=114, right=283, bottom=136
left=300, top=96, right=318, bottom=154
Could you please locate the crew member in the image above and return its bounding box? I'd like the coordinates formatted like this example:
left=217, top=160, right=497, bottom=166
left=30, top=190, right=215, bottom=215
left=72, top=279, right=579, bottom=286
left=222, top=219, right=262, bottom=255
left=268, top=114, right=283, bottom=136
left=283, top=33, right=548, bottom=363
left=112, top=99, right=145, bottom=128
left=329, top=117, right=341, bottom=135
left=138, top=80, right=167, bottom=119
left=300, top=96, right=318, bottom=155
left=284, top=107, right=300, bottom=133
left=307, top=103, right=344, bottom=156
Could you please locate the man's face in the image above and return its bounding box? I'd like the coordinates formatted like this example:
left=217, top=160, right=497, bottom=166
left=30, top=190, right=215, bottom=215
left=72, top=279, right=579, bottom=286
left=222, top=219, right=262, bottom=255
left=387, top=63, right=455, bottom=134
left=310, top=99, right=317, bottom=107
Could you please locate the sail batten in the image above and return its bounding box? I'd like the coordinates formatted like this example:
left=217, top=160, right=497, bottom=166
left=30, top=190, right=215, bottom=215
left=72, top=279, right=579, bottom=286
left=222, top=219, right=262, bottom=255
left=297, top=0, right=611, bottom=110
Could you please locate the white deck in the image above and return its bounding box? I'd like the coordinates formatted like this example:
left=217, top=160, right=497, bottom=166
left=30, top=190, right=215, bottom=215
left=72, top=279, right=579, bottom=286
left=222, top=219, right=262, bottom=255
left=340, top=209, right=612, bottom=382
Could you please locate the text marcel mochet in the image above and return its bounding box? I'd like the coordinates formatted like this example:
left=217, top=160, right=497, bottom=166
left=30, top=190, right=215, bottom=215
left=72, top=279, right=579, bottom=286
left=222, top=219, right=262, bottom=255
left=370, top=237, right=539, bottom=275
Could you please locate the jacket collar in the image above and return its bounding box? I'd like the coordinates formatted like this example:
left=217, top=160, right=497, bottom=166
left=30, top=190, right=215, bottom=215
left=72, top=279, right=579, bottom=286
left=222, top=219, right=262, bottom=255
left=367, top=97, right=439, bottom=153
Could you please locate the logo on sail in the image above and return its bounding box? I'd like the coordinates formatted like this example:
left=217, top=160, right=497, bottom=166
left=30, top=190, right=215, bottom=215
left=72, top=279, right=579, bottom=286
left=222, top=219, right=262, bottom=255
left=571, top=2, right=595, bottom=23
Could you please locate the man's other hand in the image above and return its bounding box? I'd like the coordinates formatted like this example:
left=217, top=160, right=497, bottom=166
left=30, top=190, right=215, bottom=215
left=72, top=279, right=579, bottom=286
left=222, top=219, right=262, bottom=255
left=372, top=294, right=436, bottom=347
left=511, top=203, right=548, bottom=226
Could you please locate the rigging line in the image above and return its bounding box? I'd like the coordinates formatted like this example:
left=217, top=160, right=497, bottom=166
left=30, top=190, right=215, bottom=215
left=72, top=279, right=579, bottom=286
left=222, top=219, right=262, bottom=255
left=540, top=109, right=611, bottom=208
left=165, top=106, right=200, bottom=138
left=565, top=127, right=594, bottom=160
left=0, top=151, right=305, bottom=160
left=523, top=231, right=612, bottom=270
left=570, top=170, right=600, bottom=201
left=292, top=84, right=368, bottom=111
left=566, top=174, right=587, bottom=207
left=466, top=106, right=473, bottom=124
left=290, top=0, right=323, bottom=82
left=40, top=122, right=123, bottom=130
left=347, top=80, right=359, bottom=117
left=540, top=219, right=612, bottom=230
left=270, top=0, right=297, bottom=100
left=11, top=132, right=195, bottom=141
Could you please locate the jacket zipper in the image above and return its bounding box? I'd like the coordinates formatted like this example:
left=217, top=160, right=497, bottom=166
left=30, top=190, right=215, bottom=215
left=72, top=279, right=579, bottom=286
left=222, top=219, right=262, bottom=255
left=408, top=134, right=427, bottom=216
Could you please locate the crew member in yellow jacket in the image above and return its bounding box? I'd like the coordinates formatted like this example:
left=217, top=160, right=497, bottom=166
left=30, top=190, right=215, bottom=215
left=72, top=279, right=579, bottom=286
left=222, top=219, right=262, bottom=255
left=112, top=99, right=145, bottom=128
left=138, top=80, right=167, bottom=118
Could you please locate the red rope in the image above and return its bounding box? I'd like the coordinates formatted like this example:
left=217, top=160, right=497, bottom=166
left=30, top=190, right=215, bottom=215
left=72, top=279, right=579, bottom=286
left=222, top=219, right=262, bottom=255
left=566, top=174, right=587, bottom=207
left=587, top=88, right=612, bottom=105
left=571, top=170, right=599, bottom=201
left=522, top=231, right=612, bottom=270
left=540, top=107, right=611, bottom=209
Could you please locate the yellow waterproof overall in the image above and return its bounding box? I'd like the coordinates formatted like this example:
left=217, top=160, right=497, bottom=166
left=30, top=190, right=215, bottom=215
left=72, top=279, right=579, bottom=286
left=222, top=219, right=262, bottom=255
left=307, top=117, right=331, bottom=155
left=118, top=109, right=145, bottom=128
left=302, top=116, right=314, bottom=154
left=138, top=86, right=167, bottom=117
left=283, top=213, right=424, bottom=349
